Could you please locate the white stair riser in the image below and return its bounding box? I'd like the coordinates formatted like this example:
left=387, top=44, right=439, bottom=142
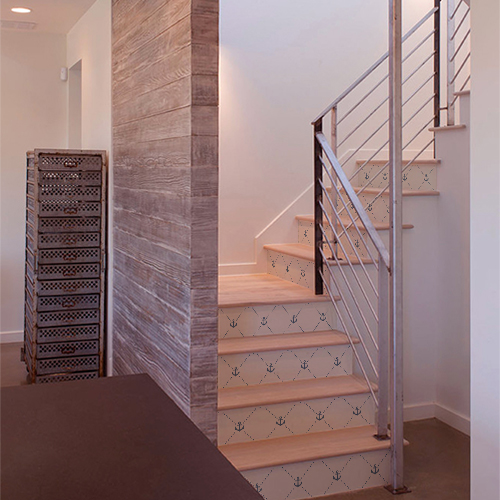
left=267, top=250, right=315, bottom=290
left=357, top=161, right=437, bottom=191
left=241, top=449, right=390, bottom=500
left=298, top=220, right=379, bottom=261
left=218, top=393, right=375, bottom=445
left=219, top=344, right=354, bottom=388
left=219, top=302, right=336, bottom=339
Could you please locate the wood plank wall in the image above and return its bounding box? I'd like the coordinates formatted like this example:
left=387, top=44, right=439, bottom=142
left=112, top=0, right=219, bottom=441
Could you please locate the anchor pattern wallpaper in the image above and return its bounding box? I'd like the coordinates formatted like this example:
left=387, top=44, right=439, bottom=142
left=267, top=250, right=314, bottom=290
left=218, top=393, right=375, bottom=445
left=243, top=450, right=391, bottom=500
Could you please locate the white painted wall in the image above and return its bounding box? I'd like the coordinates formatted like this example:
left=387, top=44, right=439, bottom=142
left=470, top=1, right=500, bottom=498
left=0, top=30, right=67, bottom=339
left=219, top=0, right=435, bottom=272
left=66, top=0, right=112, bottom=373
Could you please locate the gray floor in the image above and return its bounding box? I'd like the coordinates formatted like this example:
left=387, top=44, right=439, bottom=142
left=1, top=342, right=470, bottom=500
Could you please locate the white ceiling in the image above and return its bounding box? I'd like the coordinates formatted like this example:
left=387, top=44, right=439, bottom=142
left=1, top=0, right=97, bottom=34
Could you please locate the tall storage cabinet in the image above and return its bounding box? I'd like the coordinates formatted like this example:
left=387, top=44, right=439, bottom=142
left=24, top=149, right=107, bottom=383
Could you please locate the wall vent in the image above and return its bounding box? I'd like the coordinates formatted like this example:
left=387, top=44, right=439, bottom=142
left=1, top=20, right=37, bottom=30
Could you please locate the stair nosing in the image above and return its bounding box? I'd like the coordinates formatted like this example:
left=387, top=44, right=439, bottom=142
left=218, top=330, right=360, bottom=356
left=218, top=425, right=390, bottom=471
left=218, top=375, right=376, bottom=411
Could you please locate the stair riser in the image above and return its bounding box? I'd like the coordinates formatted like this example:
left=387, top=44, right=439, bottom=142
left=218, top=393, right=375, bottom=445
left=357, top=161, right=437, bottom=191
left=299, top=220, right=377, bottom=261
left=241, top=449, right=390, bottom=500
left=267, top=250, right=315, bottom=290
left=219, top=302, right=336, bottom=339
left=219, top=344, right=354, bottom=388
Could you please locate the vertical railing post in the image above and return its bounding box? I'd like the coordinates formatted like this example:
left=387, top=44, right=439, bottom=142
left=314, top=120, right=324, bottom=296
left=388, top=0, right=407, bottom=494
left=330, top=107, right=339, bottom=259
left=433, top=0, right=442, bottom=130
left=447, top=0, right=456, bottom=125
left=376, top=256, right=389, bottom=439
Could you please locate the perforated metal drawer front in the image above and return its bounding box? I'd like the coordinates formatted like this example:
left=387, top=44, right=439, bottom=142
left=38, top=279, right=101, bottom=296
left=39, top=170, right=101, bottom=186
left=36, top=355, right=99, bottom=375
left=36, top=324, right=100, bottom=344
left=38, top=233, right=100, bottom=249
left=39, top=185, right=101, bottom=201
left=38, top=263, right=100, bottom=280
left=38, top=294, right=100, bottom=312
left=38, top=154, right=102, bottom=171
left=36, top=340, right=99, bottom=359
left=39, top=217, right=101, bottom=233
left=35, top=371, right=99, bottom=384
left=38, top=248, right=100, bottom=265
left=37, top=309, right=100, bottom=328
left=39, top=200, right=101, bottom=218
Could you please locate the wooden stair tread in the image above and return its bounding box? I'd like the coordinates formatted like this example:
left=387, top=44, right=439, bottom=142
left=218, top=274, right=337, bottom=308
left=356, top=158, right=440, bottom=165
left=429, top=124, right=466, bottom=132
left=295, top=214, right=414, bottom=230
left=219, top=425, right=390, bottom=471
left=218, top=330, right=359, bottom=356
left=264, top=243, right=374, bottom=265
left=218, top=375, right=375, bottom=411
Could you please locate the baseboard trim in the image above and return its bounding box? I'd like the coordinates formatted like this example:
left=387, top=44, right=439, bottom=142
left=0, top=331, right=23, bottom=344
left=403, top=402, right=470, bottom=436
left=434, top=403, right=470, bottom=436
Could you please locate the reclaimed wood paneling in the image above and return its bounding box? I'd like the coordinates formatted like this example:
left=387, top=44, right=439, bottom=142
left=112, top=0, right=218, bottom=440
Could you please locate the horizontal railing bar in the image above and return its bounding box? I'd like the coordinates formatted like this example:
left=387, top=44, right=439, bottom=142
left=403, top=50, right=436, bottom=86
left=450, top=0, right=465, bottom=20
left=319, top=269, right=380, bottom=407
left=320, top=180, right=381, bottom=290
left=319, top=221, right=380, bottom=350
left=312, top=6, right=439, bottom=123
left=337, top=75, right=388, bottom=126
left=450, top=29, right=470, bottom=62
left=316, top=132, right=391, bottom=269
left=450, top=8, right=469, bottom=41
left=403, top=72, right=436, bottom=106
left=402, top=29, right=435, bottom=64
left=450, top=52, right=470, bottom=85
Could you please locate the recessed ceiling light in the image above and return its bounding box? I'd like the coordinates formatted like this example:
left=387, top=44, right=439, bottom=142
left=11, top=7, right=32, bottom=14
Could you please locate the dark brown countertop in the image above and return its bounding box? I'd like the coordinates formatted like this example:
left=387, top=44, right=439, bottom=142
left=1, top=374, right=261, bottom=500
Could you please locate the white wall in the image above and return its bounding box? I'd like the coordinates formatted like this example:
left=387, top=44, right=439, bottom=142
left=0, top=30, right=67, bottom=339
left=470, top=1, right=500, bottom=498
left=219, top=0, right=435, bottom=272
left=66, top=0, right=112, bottom=373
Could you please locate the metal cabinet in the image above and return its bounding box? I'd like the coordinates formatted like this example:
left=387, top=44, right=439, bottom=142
left=24, top=149, right=107, bottom=383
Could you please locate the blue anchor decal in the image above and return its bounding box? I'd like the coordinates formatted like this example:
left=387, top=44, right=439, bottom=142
left=403, top=173, right=408, bottom=182
left=424, top=173, right=430, bottom=182
left=383, top=172, right=388, bottom=181
left=367, top=203, right=373, bottom=212
left=272, top=259, right=276, bottom=268
left=301, top=269, right=306, bottom=277
left=371, top=465, right=379, bottom=475
left=353, top=407, right=362, bottom=416
left=267, top=363, right=275, bottom=373
left=294, top=477, right=303, bottom=488
left=235, top=422, right=244, bottom=432
left=365, top=173, right=369, bottom=180
left=229, top=319, right=237, bottom=328
left=255, top=484, right=263, bottom=493
left=301, top=360, right=308, bottom=370
left=319, top=313, right=327, bottom=321
left=316, top=411, right=325, bottom=421
left=355, top=240, right=360, bottom=249
left=304, top=230, right=308, bottom=238
left=261, top=317, right=268, bottom=326
left=291, top=314, right=298, bottom=324
left=334, top=357, right=341, bottom=367
left=333, top=471, right=341, bottom=481
left=286, top=265, right=290, bottom=273
left=232, top=367, right=240, bottom=377
left=276, top=416, right=286, bottom=426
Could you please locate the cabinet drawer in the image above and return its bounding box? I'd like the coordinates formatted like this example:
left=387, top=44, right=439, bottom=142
left=38, top=232, right=100, bottom=249
left=38, top=263, right=100, bottom=280
left=36, top=340, right=99, bottom=359
left=38, top=154, right=102, bottom=171
left=37, top=294, right=100, bottom=312
left=38, top=248, right=101, bottom=265
left=39, top=217, right=101, bottom=233
left=37, top=309, right=100, bottom=328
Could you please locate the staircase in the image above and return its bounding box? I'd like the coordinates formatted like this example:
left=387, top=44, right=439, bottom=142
left=217, top=2, right=470, bottom=498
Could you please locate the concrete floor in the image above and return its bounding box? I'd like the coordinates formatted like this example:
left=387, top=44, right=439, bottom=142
left=1, top=342, right=470, bottom=499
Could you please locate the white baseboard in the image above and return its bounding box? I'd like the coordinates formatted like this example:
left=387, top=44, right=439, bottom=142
left=434, top=403, right=470, bottom=436
left=0, top=331, right=23, bottom=344
left=403, top=402, right=470, bottom=436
